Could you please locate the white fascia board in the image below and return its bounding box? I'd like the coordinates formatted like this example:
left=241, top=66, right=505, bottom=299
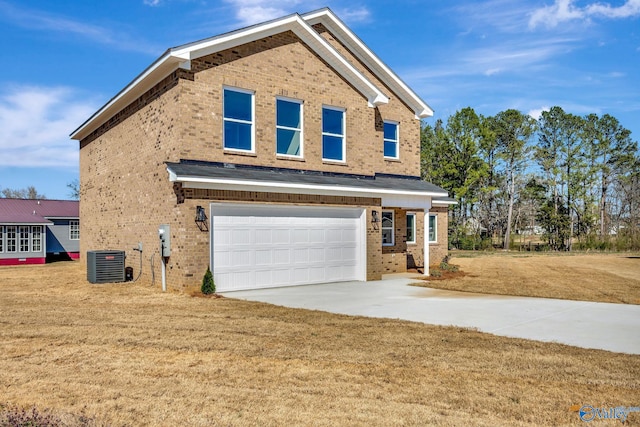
left=302, top=9, right=433, bottom=119
left=432, top=199, right=458, bottom=206
left=170, top=173, right=448, bottom=200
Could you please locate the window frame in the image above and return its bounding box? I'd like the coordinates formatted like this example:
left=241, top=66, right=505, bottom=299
left=222, top=86, right=255, bottom=153
left=321, top=105, right=346, bottom=162
left=406, top=212, right=416, bottom=244
left=69, top=220, right=80, bottom=241
left=381, top=210, right=394, bottom=247
left=0, top=226, right=4, bottom=253
left=383, top=120, right=399, bottom=159
left=275, top=97, right=304, bottom=158
left=6, top=226, right=16, bottom=253
left=19, top=226, right=29, bottom=252
left=428, top=214, right=437, bottom=243
left=32, top=226, right=42, bottom=252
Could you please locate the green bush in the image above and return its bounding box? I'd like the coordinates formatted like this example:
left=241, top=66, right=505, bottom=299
left=201, top=267, right=215, bottom=295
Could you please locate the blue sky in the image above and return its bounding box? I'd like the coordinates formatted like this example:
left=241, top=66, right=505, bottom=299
left=1, top=0, right=638, bottom=199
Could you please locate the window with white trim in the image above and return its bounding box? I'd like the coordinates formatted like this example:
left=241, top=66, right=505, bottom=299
left=428, top=214, right=437, bottom=243
left=69, top=220, right=80, bottom=240
left=322, top=106, right=345, bottom=162
left=32, top=226, right=42, bottom=252
left=276, top=98, right=303, bottom=157
left=406, top=213, right=416, bottom=244
left=6, top=226, right=16, bottom=252
left=19, top=226, right=29, bottom=252
left=383, top=121, right=399, bottom=159
left=382, top=211, right=394, bottom=246
left=223, top=87, right=254, bottom=152
left=0, top=226, right=4, bottom=253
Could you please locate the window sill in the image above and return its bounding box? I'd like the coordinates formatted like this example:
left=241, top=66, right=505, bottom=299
left=276, top=155, right=305, bottom=162
left=322, top=159, right=347, bottom=166
left=224, top=149, right=257, bottom=157
left=384, top=157, right=401, bottom=162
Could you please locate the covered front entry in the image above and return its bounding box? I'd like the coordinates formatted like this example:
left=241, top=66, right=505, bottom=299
left=211, top=204, right=366, bottom=292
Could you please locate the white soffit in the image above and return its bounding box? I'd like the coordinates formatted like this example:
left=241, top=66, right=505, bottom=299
left=302, top=8, right=434, bottom=119
left=70, top=12, right=388, bottom=141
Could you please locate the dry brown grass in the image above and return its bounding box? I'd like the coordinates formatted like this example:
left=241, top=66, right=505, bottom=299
left=1, top=261, right=639, bottom=426
left=415, top=252, right=640, bottom=304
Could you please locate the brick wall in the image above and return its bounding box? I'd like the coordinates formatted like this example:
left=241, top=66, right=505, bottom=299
left=429, top=206, right=450, bottom=266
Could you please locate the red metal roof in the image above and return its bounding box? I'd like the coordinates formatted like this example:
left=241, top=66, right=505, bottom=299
left=0, top=199, right=79, bottom=224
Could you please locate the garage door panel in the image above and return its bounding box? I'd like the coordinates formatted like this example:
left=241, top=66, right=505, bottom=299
left=212, top=204, right=364, bottom=291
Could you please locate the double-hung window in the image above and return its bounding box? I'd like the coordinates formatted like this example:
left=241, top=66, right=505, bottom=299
left=276, top=98, right=303, bottom=157
left=322, top=106, right=345, bottom=162
left=382, top=211, right=394, bottom=246
left=0, top=226, right=4, bottom=253
left=32, top=226, right=42, bottom=252
left=383, top=121, right=399, bottom=159
left=19, top=226, right=29, bottom=252
left=406, top=213, right=416, bottom=244
left=6, top=226, right=16, bottom=252
left=223, top=87, right=254, bottom=152
left=428, top=214, right=437, bottom=243
left=69, top=220, right=80, bottom=240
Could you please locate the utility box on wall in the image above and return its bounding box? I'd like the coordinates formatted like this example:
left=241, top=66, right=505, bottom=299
left=87, top=250, right=125, bottom=283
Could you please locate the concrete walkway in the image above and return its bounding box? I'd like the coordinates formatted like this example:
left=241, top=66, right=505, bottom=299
left=223, top=275, right=640, bottom=354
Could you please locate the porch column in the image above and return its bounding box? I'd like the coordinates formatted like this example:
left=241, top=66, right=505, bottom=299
left=423, top=210, right=429, bottom=276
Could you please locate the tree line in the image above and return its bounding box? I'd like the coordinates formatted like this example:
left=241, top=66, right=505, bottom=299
left=421, top=106, right=640, bottom=251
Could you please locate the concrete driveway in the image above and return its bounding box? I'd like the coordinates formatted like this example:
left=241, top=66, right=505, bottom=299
left=223, top=275, right=640, bottom=354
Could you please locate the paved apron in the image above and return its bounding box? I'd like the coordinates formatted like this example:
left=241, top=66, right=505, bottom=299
left=224, top=277, right=640, bottom=354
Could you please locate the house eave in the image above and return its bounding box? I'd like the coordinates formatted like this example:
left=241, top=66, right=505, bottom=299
left=169, top=173, right=448, bottom=200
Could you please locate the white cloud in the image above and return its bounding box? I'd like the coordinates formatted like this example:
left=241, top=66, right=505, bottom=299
left=0, top=1, right=160, bottom=54
left=0, top=85, right=97, bottom=168
left=224, top=0, right=372, bottom=27
left=143, top=0, right=162, bottom=5
left=335, top=6, right=371, bottom=23
left=529, top=0, right=640, bottom=29
left=528, top=106, right=550, bottom=120
left=225, top=0, right=302, bottom=26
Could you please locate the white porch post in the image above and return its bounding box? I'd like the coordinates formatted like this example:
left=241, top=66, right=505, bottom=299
left=423, top=210, right=429, bottom=276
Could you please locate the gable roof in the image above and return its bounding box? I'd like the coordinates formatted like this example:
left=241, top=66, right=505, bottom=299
left=302, top=9, right=434, bottom=119
left=70, top=8, right=431, bottom=141
left=0, top=199, right=79, bottom=224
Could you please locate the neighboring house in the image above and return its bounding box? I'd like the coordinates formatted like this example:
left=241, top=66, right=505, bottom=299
left=0, top=199, right=80, bottom=265
left=70, top=8, right=454, bottom=292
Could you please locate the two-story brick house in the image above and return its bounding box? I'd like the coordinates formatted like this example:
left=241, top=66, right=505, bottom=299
left=71, top=8, right=454, bottom=291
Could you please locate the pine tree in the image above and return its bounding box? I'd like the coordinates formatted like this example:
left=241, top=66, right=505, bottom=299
left=201, top=267, right=215, bottom=295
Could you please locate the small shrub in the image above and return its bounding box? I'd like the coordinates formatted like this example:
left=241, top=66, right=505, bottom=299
left=429, top=268, right=442, bottom=277
left=201, top=267, right=215, bottom=295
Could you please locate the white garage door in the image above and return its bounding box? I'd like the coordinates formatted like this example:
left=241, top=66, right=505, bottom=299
left=211, top=204, right=365, bottom=292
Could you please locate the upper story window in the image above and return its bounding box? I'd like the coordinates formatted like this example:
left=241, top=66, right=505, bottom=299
left=382, top=211, right=394, bottom=246
left=406, top=213, right=416, bottom=244
left=383, top=121, right=399, bottom=159
left=223, top=87, right=254, bottom=152
left=322, top=106, right=345, bottom=162
left=428, top=214, right=437, bottom=243
left=276, top=98, right=303, bottom=157
left=70, top=220, right=80, bottom=240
